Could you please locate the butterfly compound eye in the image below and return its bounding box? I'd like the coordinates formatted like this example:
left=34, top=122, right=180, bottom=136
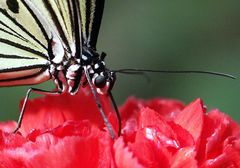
left=94, top=75, right=107, bottom=88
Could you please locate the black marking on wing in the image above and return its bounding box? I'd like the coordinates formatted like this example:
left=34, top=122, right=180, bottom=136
left=84, top=0, right=105, bottom=49
left=67, top=0, right=75, bottom=39
left=0, top=6, right=47, bottom=50
left=0, top=20, right=28, bottom=42
left=6, top=0, right=19, bottom=13
left=0, top=64, right=48, bottom=73
left=0, top=38, right=47, bottom=59
left=54, top=0, right=74, bottom=42
left=0, top=54, right=37, bottom=59
left=72, top=0, right=82, bottom=59
left=85, top=0, right=90, bottom=43
left=41, top=1, right=71, bottom=53
left=20, top=0, right=49, bottom=50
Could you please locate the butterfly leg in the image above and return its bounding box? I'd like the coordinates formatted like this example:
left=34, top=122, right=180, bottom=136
left=13, top=87, right=61, bottom=133
left=84, top=66, right=115, bottom=139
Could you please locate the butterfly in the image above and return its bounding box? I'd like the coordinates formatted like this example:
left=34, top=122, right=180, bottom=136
left=0, top=0, right=236, bottom=140
left=0, top=0, right=121, bottom=139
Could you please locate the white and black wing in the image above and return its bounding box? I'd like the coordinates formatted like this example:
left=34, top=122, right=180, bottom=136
left=0, top=0, right=50, bottom=86
left=79, top=0, right=105, bottom=49
left=0, top=0, right=76, bottom=86
left=0, top=0, right=105, bottom=86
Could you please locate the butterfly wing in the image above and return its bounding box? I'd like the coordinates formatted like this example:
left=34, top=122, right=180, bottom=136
left=30, top=0, right=76, bottom=54
left=0, top=0, right=76, bottom=86
left=79, top=0, right=105, bottom=49
left=0, top=0, right=105, bottom=86
left=0, top=0, right=51, bottom=86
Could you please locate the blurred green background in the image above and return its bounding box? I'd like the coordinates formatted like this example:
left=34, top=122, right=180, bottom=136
left=0, top=0, right=239, bottom=122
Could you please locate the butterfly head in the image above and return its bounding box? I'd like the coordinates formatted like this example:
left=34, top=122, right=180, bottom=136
left=82, top=47, right=116, bottom=95
left=92, top=66, right=116, bottom=95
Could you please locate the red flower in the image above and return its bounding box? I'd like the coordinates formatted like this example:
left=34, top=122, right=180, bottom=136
left=0, top=88, right=239, bottom=168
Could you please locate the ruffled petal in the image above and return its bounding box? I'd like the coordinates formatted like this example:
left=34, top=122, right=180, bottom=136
left=114, top=138, right=143, bottom=168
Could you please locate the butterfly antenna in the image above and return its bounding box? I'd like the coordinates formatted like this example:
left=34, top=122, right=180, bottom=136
left=114, top=69, right=236, bottom=79
left=108, top=91, right=122, bottom=137
left=116, top=70, right=151, bottom=82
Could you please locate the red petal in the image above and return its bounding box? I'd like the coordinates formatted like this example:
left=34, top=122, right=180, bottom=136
left=224, top=136, right=240, bottom=152
left=20, top=89, right=112, bottom=134
left=114, top=138, right=143, bottom=168
left=119, top=97, right=143, bottom=122
left=0, top=121, right=114, bottom=168
left=1, top=93, right=238, bottom=167
left=174, top=98, right=205, bottom=143
left=199, top=110, right=240, bottom=161
left=145, top=98, right=184, bottom=120
left=201, top=146, right=240, bottom=168
left=119, top=97, right=184, bottom=121
left=0, top=121, right=16, bottom=133
left=171, top=147, right=198, bottom=168
left=0, top=131, right=26, bottom=149
left=111, top=97, right=185, bottom=139
left=128, top=130, right=171, bottom=168
left=196, top=109, right=240, bottom=165
left=139, top=107, right=188, bottom=149
left=168, top=122, right=195, bottom=147
left=208, top=109, right=240, bottom=136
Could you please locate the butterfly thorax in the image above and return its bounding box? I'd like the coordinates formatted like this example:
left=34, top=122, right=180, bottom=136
left=50, top=43, right=116, bottom=96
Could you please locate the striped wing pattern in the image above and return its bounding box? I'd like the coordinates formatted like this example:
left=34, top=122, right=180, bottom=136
left=0, top=0, right=50, bottom=85
left=79, top=0, right=105, bottom=49
left=0, top=0, right=104, bottom=86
